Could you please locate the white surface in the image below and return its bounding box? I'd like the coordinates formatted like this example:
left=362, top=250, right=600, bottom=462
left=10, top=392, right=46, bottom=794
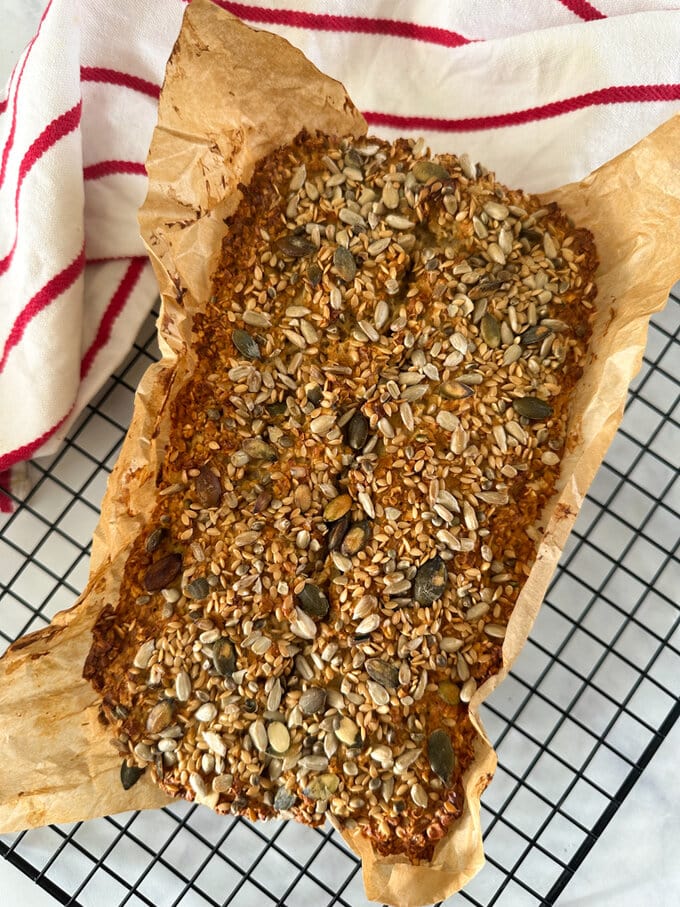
left=1, top=4, right=678, bottom=907
left=562, top=720, right=680, bottom=907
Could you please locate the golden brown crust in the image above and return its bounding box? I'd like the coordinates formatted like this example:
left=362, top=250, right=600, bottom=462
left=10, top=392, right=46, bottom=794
left=84, top=131, right=596, bottom=861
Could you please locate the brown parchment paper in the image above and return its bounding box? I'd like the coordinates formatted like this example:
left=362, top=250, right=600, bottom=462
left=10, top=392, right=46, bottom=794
left=1, top=1, right=679, bottom=904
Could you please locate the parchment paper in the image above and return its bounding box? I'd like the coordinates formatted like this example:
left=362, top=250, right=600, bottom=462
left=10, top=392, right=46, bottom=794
left=1, top=2, right=679, bottom=905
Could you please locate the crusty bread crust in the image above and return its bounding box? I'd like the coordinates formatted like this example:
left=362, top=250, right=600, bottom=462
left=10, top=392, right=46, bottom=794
left=85, top=132, right=596, bottom=861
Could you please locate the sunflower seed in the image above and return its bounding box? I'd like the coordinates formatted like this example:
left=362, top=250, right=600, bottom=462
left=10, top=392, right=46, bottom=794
left=368, top=237, right=391, bottom=257
left=356, top=613, right=380, bottom=635
left=147, top=700, right=174, bottom=734
left=134, top=639, right=156, bottom=670
left=411, top=783, right=429, bottom=809
left=298, top=755, right=329, bottom=773
left=436, top=411, right=459, bottom=431
left=484, top=201, right=509, bottom=220
left=385, top=214, right=415, bottom=230
left=310, top=413, right=336, bottom=435
left=366, top=658, right=399, bottom=688
left=366, top=680, right=390, bottom=706
left=382, top=184, right=400, bottom=209
left=249, top=720, right=268, bottom=753
left=290, top=608, right=318, bottom=639
left=175, top=670, right=191, bottom=702
left=358, top=491, right=375, bottom=519
left=460, top=678, right=478, bottom=702
left=195, top=702, right=217, bottom=722
left=339, top=208, right=366, bottom=229
left=378, top=416, right=395, bottom=439
left=503, top=343, right=522, bottom=365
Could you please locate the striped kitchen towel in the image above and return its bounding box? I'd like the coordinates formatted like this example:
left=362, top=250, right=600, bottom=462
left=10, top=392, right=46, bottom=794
left=1, top=0, right=679, bottom=510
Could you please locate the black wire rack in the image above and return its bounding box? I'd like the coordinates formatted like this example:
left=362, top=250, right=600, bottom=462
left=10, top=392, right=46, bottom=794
left=1, top=286, right=678, bottom=907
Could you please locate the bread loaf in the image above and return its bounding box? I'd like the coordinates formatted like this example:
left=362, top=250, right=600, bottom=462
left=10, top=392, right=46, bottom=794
left=84, top=131, right=596, bottom=861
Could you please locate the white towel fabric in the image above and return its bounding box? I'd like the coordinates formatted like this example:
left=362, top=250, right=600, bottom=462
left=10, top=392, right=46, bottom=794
left=1, top=0, right=679, bottom=509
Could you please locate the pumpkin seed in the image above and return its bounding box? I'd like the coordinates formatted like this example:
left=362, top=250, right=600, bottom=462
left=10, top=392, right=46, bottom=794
left=327, top=511, right=351, bottom=552
left=514, top=396, right=553, bottom=420
left=212, top=637, right=236, bottom=676
left=275, top=234, right=316, bottom=258
left=232, top=328, right=260, bottom=360
left=144, top=553, right=182, bottom=592
left=412, top=160, right=449, bottom=183
left=186, top=577, right=210, bottom=600
left=299, top=687, right=327, bottom=715
left=333, top=246, right=357, bottom=281
left=438, top=681, right=460, bottom=706
left=324, top=493, right=352, bottom=522
left=242, top=438, right=276, bottom=461
left=145, top=527, right=165, bottom=553
left=274, top=788, right=297, bottom=811
left=120, top=762, right=145, bottom=791
left=428, top=728, right=455, bottom=784
left=413, top=555, right=448, bottom=605
left=341, top=520, right=371, bottom=556
left=194, top=466, right=222, bottom=508
left=296, top=583, right=330, bottom=618
left=481, top=313, right=501, bottom=348
left=267, top=722, right=291, bottom=753
left=346, top=411, right=369, bottom=450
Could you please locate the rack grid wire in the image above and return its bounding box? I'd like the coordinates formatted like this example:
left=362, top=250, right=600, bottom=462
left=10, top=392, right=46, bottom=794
left=1, top=287, right=678, bottom=907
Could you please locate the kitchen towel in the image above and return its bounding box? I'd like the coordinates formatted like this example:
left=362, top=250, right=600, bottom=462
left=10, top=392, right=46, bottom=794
left=1, top=0, right=679, bottom=510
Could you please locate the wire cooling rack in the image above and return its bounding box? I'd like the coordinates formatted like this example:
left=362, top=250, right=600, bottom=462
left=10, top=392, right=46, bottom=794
left=1, top=286, right=679, bottom=907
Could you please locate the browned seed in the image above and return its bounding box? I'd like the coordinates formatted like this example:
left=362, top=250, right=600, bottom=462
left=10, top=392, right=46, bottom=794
left=253, top=489, right=273, bottom=513
left=440, top=381, right=472, bottom=400
left=514, top=396, right=553, bottom=420
left=195, top=466, right=222, bottom=508
left=144, top=553, right=182, bottom=592
left=324, top=494, right=352, bottom=522
left=341, top=520, right=372, bottom=556
left=428, top=729, right=455, bottom=784
left=275, top=235, right=317, bottom=258
left=480, top=313, right=501, bottom=348
left=333, top=246, right=357, bottom=281
left=146, top=700, right=174, bottom=734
